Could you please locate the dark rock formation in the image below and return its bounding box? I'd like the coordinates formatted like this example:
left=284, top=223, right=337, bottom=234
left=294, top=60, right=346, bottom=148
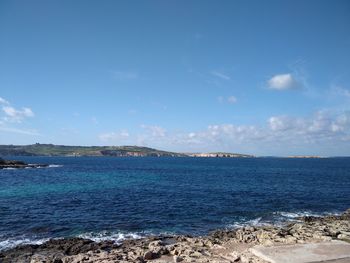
left=0, top=238, right=119, bottom=263
left=0, top=158, right=48, bottom=169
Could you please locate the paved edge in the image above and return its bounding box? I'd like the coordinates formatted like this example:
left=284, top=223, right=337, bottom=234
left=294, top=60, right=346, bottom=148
left=249, top=241, right=350, bottom=263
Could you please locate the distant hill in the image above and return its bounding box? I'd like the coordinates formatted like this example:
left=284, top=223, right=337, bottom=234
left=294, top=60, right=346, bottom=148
left=0, top=144, right=254, bottom=158
left=0, top=144, right=185, bottom=157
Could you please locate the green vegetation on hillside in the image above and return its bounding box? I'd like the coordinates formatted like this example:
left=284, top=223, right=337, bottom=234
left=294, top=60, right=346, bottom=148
left=0, top=144, right=254, bottom=158
left=0, top=144, right=184, bottom=157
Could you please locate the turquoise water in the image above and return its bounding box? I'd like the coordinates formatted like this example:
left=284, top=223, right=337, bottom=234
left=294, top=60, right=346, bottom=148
left=1, top=156, right=350, bottom=250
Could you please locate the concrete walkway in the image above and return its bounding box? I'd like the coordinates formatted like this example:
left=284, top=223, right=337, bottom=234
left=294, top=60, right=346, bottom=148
left=250, top=240, right=350, bottom=263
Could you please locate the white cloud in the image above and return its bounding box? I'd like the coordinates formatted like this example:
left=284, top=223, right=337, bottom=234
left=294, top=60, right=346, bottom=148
left=0, top=97, right=9, bottom=105
left=99, top=130, right=130, bottom=142
left=0, top=125, right=40, bottom=136
left=330, top=85, right=350, bottom=98
left=267, top=111, right=350, bottom=141
left=2, top=106, right=34, bottom=123
left=188, top=132, right=196, bottom=138
left=211, top=71, right=231, bottom=80
left=97, top=110, right=350, bottom=155
left=218, top=96, right=237, bottom=104
left=227, top=96, right=237, bottom=104
left=193, top=111, right=350, bottom=154
left=141, top=125, right=166, bottom=137
left=268, top=116, right=296, bottom=131
left=0, top=98, right=38, bottom=137
left=268, top=73, right=301, bottom=90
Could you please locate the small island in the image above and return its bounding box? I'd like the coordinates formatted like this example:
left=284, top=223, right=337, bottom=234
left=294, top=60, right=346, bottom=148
left=0, top=158, right=48, bottom=169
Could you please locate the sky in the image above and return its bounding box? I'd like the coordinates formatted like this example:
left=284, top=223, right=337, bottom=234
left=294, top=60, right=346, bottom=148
left=0, top=0, right=350, bottom=156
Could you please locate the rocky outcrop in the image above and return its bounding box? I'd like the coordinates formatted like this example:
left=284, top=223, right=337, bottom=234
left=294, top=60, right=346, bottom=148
left=0, top=158, right=48, bottom=169
left=1, top=209, right=349, bottom=263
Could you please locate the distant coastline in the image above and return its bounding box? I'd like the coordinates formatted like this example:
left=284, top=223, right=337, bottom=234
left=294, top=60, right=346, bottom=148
left=0, top=143, right=346, bottom=158
left=0, top=143, right=254, bottom=158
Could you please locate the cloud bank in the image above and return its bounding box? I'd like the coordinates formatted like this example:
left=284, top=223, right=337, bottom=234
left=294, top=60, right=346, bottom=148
left=99, top=110, right=350, bottom=156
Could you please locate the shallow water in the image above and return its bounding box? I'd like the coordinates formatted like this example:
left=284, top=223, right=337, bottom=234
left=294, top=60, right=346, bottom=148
left=0, top=156, right=349, bottom=250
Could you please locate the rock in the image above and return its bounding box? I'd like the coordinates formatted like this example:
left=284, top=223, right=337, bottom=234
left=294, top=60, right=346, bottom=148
left=30, top=254, right=50, bottom=263
left=229, top=251, right=240, bottom=261
left=1, top=208, right=349, bottom=263
left=284, top=235, right=297, bottom=243
left=240, top=254, right=251, bottom=263
left=262, top=239, right=274, bottom=246
left=149, top=240, right=163, bottom=249
left=144, top=250, right=158, bottom=260
left=342, top=208, right=350, bottom=219
left=173, top=255, right=183, bottom=262
left=337, top=233, right=350, bottom=240
left=0, top=158, right=49, bottom=169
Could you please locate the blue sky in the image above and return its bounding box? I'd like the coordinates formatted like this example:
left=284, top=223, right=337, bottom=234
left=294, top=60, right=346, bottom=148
left=1, top=0, right=350, bottom=156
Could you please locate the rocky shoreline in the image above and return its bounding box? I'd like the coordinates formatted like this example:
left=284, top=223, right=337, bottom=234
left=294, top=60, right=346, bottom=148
left=1, top=209, right=349, bottom=263
left=0, top=158, right=48, bottom=169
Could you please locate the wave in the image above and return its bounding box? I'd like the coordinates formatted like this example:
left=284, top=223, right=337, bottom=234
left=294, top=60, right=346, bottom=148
left=0, top=230, right=169, bottom=251
left=0, top=236, right=50, bottom=251
left=228, top=217, right=266, bottom=229
left=78, top=230, right=146, bottom=244
left=226, top=210, right=342, bottom=229
left=273, top=210, right=341, bottom=220
left=36, top=164, right=63, bottom=169
left=48, top=164, right=63, bottom=168
left=0, top=210, right=341, bottom=251
left=1, top=164, right=63, bottom=170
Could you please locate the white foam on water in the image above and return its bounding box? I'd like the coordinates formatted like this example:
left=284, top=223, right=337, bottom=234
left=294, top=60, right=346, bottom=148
left=1, top=164, right=62, bottom=170
left=226, top=210, right=342, bottom=230
left=36, top=164, right=63, bottom=169
left=275, top=211, right=319, bottom=218
left=273, top=210, right=341, bottom=220
left=48, top=164, right=63, bottom=168
left=228, top=217, right=265, bottom=229
left=0, top=230, right=172, bottom=252
left=0, top=231, right=147, bottom=251
left=0, top=237, right=50, bottom=251
left=78, top=230, right=148, bottom=244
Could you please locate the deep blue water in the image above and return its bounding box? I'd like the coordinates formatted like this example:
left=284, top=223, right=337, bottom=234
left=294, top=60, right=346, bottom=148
left=1, top=157, right=350, bottom=249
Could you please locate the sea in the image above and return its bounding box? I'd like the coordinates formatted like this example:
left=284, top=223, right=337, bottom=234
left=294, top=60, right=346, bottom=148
left=1, top=156, right=350, bottom=251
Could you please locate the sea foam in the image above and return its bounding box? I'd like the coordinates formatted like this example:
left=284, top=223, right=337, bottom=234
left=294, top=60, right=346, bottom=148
left=0, top=236, right=50, bottom=251
left=78, top=231, right=147, bottom=244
